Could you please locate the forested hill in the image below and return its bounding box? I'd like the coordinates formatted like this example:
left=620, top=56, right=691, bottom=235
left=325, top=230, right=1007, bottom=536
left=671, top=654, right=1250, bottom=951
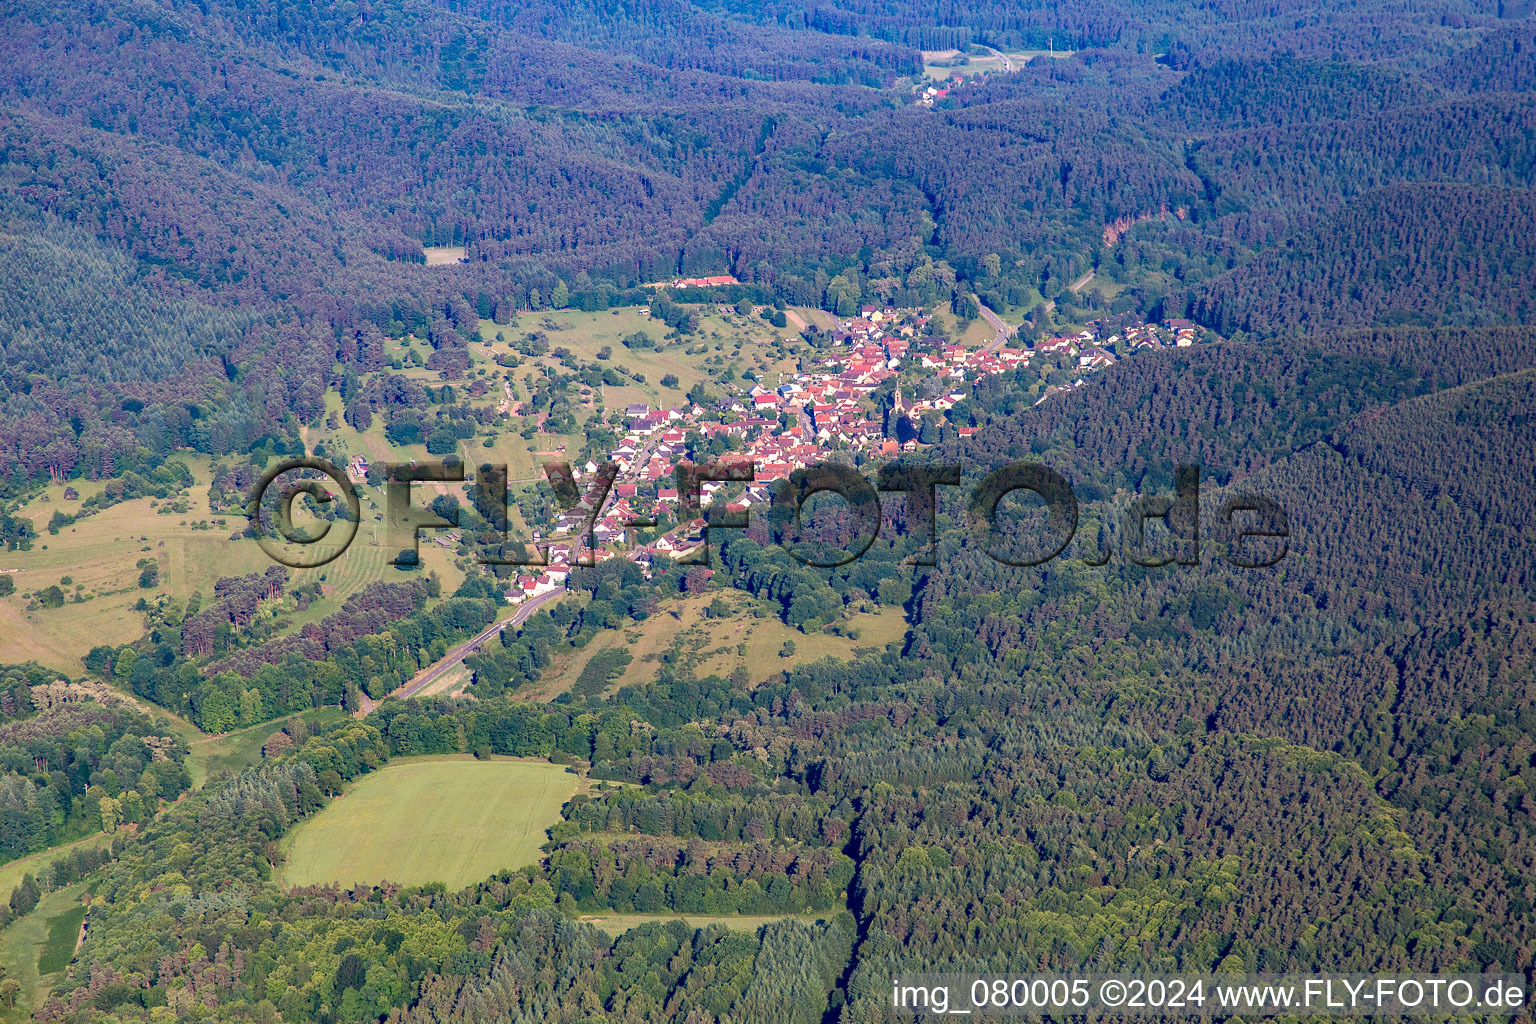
left=705, top=0, right=1506, bottom=59
left=836, top=328, right=1536, bottom=1015
left=5, top=0, right=1536, bottom=1020
left=1429, top=23, right=1536, bottom=92
left=1148, top=54, right=1444, bottom=129
left=934, top=324, right=1536, bottom=644
left=3, top=0, right=1536, bottom=487
left=1190, top=185, right=1536, bottom=335
left=988, top=324, right=1536, bottom=471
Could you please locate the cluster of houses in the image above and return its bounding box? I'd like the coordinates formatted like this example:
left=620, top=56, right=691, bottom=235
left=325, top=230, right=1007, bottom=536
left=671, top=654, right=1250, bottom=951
left=668, top=275, right=739, bottom=289
left=916, top=80, right=957, bottom=107
left=500, top=307, right=1209, bottom=602
left=1033, top=317, right=1201, bottom=404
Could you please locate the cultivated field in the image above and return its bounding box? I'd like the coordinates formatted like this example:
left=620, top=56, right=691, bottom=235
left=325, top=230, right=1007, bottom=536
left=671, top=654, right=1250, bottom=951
left=280, top=755, right=580, bottom=890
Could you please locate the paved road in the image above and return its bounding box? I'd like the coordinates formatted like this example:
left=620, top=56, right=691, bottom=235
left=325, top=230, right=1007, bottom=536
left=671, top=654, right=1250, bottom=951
left=978, top=44, right=1015, bottom=72
left=388, top=586, right=567, bottom=702
left=975, top=299, right=1016, bottom=354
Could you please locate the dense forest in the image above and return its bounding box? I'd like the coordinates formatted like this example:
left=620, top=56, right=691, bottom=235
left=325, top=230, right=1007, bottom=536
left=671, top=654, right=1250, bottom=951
left=0, top=668, right=190, bottom=864
left=29, top=322, right=1536, bottom=1019
left=2, top=0, right=1535, bottom=487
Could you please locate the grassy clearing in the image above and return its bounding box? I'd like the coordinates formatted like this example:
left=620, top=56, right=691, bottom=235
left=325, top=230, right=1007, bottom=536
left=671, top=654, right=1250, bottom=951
left=921, top=46, right=1074, bottom=81
left=787, top=306, right=839, bottom=332
left=480, top=420, right=584, bottom=482
left=930, top=300, right=1001, bottom=349
left=280, top=755, right=580, bottom=891
left=0, top=481, right=464, bottom=674
left=0, top=472, right=239, bottom=669
left=0, top=883, right=87, bottom=1020
left=35, top=903, right=85, bottom=975
left=187, top=707, right=349, bottom=789
left=530, top=592, right=909, bottom=698
left=0, top=451, right=464, bottom=673
left=488, top=304, right=805, bottom=407
left=579, top=912, right=832, bottom=936
left=0, top=835, right=109, bottom=900
left=497, top=308, right=713, bottom=403
left=416, top=661, right=474, bottom=697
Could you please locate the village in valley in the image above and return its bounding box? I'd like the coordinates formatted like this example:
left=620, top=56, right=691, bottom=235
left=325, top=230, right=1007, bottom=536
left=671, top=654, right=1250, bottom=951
left=500, top=299, right=1210, bottom=605
left=0, top=266, right=1209, bottom=677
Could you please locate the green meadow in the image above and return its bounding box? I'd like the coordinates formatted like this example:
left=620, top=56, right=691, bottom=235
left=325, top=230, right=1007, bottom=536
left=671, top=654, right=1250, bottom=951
left=0, top=884, right=89, bottom=1020
left=279, top=756, right=580, bottom=891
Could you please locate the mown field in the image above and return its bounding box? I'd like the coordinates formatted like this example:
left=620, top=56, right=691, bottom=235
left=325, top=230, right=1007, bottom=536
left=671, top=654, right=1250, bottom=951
left=279, top=755, right=580, bottom=890
left=35, top=902, right=85, bottom=975
left=530, top=592, right=910, bottom=698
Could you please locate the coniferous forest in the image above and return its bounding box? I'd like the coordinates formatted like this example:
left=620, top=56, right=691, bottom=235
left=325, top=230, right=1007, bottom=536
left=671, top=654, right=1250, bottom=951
left=1, top=0, right=1535, bottom=1022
